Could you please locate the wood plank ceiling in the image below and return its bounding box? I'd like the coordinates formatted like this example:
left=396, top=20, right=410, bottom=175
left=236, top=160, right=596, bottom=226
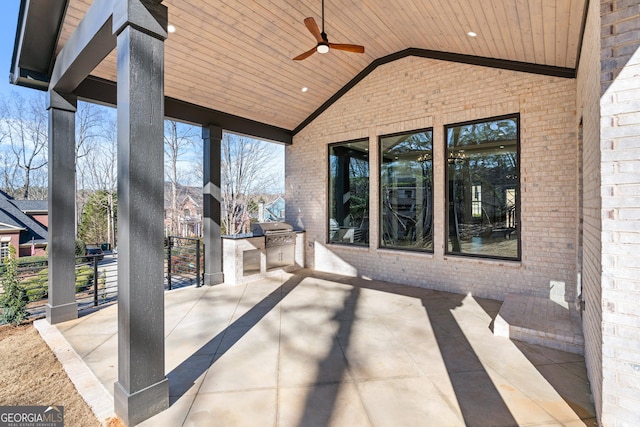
left=57, top=0, right=587, bottom=132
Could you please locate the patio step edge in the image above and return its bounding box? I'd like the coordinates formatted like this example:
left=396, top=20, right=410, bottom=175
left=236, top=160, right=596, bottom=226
left=494, top=294, right=585, bottom=355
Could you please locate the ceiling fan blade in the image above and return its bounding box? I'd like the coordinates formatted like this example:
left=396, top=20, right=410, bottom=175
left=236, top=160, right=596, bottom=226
left=328, top=43, right=365, bottom=53
left=293, top=47, right=317, bottom=61
left=304, top=17, right=324, bottom=43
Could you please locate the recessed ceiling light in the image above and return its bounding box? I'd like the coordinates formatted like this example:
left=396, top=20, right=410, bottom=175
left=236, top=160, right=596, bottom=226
left=301, top=87, right=308, bottom=93
left=167, top=24, right=176, bottom=33
left=467, top=31, right=477, bottom=37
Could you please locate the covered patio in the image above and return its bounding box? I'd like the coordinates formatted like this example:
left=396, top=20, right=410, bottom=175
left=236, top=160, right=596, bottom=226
left=37, top=271, right=595, bottom=426
left=10, top=0, right=640, bottom=425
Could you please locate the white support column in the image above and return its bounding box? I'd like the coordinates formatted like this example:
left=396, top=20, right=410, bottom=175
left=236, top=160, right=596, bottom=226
left=46, top=90, right=78, bottom=324
left=112, top=1, right=169, bottom=425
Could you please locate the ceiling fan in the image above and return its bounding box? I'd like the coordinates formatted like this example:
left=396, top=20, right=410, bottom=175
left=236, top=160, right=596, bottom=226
left=293, top=0, right=365, bottom=61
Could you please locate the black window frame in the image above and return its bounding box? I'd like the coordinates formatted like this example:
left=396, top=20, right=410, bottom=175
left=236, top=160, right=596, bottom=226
left=327, top=138, right=370, bottom=247
left=378, top=127, right=434, bottom=253
left=444, top=113, right=521, bottom=261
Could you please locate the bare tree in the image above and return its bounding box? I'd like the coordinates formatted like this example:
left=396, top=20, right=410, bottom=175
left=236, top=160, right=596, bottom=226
left=221, top=133, right=278, bottom=235
left=82, top=117, right=118, bottom=246
left=75, top=101, right=108, bottom=230
left=164, top=120, right=198, bottom=236
left=0, top=91, right=48, bottom=199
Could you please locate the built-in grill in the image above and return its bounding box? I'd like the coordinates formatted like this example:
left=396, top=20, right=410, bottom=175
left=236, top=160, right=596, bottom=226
left=252, top=222, right=297, bottom=270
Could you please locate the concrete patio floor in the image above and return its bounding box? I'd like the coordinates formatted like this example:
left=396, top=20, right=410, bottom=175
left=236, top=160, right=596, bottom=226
left=43, top=270, right=596, bottom=426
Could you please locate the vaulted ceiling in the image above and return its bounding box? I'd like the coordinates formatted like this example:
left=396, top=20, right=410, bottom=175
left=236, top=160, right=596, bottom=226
left=16, top=0, right=588, bottom=135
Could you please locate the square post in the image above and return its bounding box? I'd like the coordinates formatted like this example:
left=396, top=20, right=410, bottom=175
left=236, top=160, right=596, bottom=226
left=112, top=1, right=168, bottom=425
left=46, top=90, right=78, bottom=324
left=202, top=125, right=223, bottom=285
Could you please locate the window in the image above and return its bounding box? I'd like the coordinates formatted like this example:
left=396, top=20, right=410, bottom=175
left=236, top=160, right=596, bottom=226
left=446, top=115, right=519, bottom=259
left=0, top=241, right=9, bottom=263
left=380, top=129, right=433, bottom=251
left=328, top=140, right=369, bottom=245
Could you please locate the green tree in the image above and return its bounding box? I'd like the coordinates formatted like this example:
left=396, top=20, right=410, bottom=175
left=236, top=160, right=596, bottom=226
left=78, top=190, right=117, bottom=244
left=0, top=245, right=28, bottom=325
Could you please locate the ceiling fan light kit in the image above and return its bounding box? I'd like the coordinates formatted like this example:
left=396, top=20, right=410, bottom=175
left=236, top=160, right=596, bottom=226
left=317, top=43, right=330, bottom=54
left=293, top=0, right=365, bottom=60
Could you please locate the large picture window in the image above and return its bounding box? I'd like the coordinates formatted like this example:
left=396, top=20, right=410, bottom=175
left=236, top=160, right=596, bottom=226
left=446, top=115, right=520, bottom=259
left=380, top=129, right=433, bottom=251
left=328, top=140, right=369, bottom=245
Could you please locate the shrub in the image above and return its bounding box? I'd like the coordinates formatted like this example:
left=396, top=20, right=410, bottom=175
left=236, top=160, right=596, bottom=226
left=19, top=265, right=96, bottom=302
left=0, top=246, right=28, bottom=325
left=17, top=255, right=48, bottom=267
left=21, top=269, right=48, bottom=302
left=75, top=265, right=94, bottom=291
left=75, top=239, right=87, bottom=257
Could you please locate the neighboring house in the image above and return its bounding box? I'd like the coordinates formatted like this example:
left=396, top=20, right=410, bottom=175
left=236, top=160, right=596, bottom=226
left=258, top=196, right=285, bottom=222
left=164, top=183, right=202, bottom=237
left=0, top=190, right=48, bottom=261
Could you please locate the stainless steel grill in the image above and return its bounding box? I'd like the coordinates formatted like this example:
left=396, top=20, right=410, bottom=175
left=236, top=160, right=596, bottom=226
left=252, top=222, right=296, bottom=270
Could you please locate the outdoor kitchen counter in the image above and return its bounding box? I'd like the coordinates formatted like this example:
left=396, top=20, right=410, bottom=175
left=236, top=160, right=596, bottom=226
left=221, top=230, right=305, bottom=285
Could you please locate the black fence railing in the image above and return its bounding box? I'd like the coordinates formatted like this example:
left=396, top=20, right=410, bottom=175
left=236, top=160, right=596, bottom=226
left=166, top=236, right=203, bottom=290
left=0, top=239, right=204, bottom=322
left=0, top=254, right=120, bottom=321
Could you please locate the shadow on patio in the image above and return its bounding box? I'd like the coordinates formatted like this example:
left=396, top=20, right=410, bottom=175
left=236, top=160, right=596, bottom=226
left=49, top=270, right=596, bottom=426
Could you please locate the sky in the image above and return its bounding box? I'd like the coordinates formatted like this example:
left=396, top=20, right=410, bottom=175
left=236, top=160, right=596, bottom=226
left=0, top=1, right=30, bottom=98
left=0, top=1, right=285, bottom=193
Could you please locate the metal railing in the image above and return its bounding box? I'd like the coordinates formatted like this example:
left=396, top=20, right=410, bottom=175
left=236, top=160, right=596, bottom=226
left=0, top=254, right=120, bottom=320
left=0, top=239, right=205, bottom=321
left=166, top=236, right=203, bottom=290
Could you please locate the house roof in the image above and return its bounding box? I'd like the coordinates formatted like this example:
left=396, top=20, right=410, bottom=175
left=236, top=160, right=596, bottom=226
left=11, top=0, right=587, bottom=141
left=164, top=183, right=202, bottom=209
left=12, top=199, right=48, bottom=213
left=0, top=191, right=48, bottom=245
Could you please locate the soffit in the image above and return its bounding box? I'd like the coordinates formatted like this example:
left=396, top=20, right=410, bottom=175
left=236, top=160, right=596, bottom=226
left=57, top=0, right=587, bottom=131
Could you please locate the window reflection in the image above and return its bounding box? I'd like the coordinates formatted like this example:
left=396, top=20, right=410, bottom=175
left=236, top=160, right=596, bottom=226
left=380, top=129, right=433, bottom=250
left=446, top=116, right=519, bottom=259
left=328, top=140, right=369, bottom=245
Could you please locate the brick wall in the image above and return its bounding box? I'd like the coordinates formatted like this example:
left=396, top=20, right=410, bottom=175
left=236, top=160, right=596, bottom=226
left=286, top=56, right=578, bottom=303
left=599, top=0, right=640, bottom=425
left=577, top=0, right=604, bottom=420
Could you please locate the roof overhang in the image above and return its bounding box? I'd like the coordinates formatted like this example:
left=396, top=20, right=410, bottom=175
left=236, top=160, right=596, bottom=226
left=10, top=0, right=68, bottom=90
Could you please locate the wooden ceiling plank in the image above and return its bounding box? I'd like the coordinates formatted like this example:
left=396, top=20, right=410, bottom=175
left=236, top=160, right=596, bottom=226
left=514, top=0, right=535, bottom=64
left=445, top=0, right=481, bottom=55
left=491, top=0, right=519, bottom=61
left=320, top=1, right=405, bottom=57
left=555, top=0, right=572, bottom=67
left=430, top=0, right=466, bottom=53
left=166, top=7, right=344, bottom=98
left=542, top=1, right=557, bottom=65
left=464, top=0, right=501, bottom=59
left=528, top=0, right=546, bottom=64
left=414, top=0, right=458, bottom=52
left=481, top=0, right=513, bottom=61
left=163, top=49, right=320, bottom=114
left=52, top=0, right=584, bottom=132
left=175, top=0, right=367, bottom=84
left=385, top=0, right=420, bottom=44
left=565, top=0, right=584, bottom=68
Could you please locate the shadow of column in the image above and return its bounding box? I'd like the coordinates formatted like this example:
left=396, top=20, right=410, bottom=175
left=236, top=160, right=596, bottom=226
left=166, top=273, right=304, bottom=403
left=296, top=286, right=360, bottom=427
left=422, top=295, right=518, bottom=427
